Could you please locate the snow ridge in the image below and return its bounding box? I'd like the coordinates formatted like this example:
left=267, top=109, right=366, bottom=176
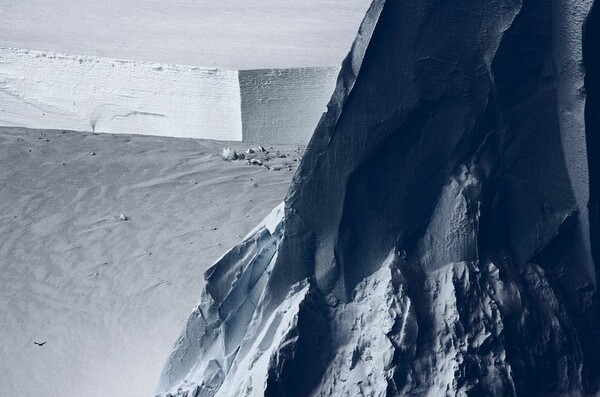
left=157, top=0, right=600, bottom=394
left=159, top=167, right=587, bottom=396
left=157, top=204, right=285, bottom=395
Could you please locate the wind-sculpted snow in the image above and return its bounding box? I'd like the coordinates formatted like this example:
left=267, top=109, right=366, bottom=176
left=157, top=204, right=286, bottom=395
left=158, top=0, right=600, bottom=395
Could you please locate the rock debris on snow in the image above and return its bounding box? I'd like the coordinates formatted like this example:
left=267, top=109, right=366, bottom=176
left=221, top=145, right=304, bottom=171
left=220, top=148, right=238, bottom=161
left=0, top=127, right=297, bottom=396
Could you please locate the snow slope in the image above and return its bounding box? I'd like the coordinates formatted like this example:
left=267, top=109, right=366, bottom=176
left=0, top=0, right=372, bottom=70
left=0, top=127, right=299, bottom=396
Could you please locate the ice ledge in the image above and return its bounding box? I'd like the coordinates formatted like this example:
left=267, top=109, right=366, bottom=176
left=0, top=48, right=338, bottom=144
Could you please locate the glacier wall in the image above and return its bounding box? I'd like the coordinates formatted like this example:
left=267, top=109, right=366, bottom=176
left=0, top=48, right=337, bottom=143
left=0, top=48, right=242, bottom=141
left=158, top=0, right=600, bottom=395
left=239, top=68, right=339, bottom=144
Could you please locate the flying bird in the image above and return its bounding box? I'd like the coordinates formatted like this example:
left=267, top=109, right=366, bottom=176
left=33, top=341, right=47, bottom=346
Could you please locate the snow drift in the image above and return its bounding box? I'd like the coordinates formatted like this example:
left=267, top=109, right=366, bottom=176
left=157, top=0, right=600, bottom=395
left=0, top=48, right=337, bottom=144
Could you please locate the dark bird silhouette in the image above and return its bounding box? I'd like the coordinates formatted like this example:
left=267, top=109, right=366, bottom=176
left=33, top=341, right=47, bottom=346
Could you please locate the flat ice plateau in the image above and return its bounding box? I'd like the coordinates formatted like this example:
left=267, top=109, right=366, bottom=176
left=0, top=127, right=299, bottom=396
left=0, top=0, right=372, bottom=70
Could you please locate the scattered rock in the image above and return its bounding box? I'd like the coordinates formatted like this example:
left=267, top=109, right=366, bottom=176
left=119, top=214, right=129, bottom=221
left=221, top=148, right=239, bottom=161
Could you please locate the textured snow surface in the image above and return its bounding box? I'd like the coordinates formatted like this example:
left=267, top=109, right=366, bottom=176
left=0, top=48, right=337, bottom=144
left=159, top=0, right=600, bottom=395
left=0, top=0, right=372, bottom=70
left=0, top=127, right=299, bottom=396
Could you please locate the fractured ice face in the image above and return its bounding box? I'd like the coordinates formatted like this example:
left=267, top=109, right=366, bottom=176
left=157, top=0, right=600, bottom=394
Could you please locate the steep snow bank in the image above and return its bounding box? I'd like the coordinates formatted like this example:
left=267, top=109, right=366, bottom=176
left=0, top=48, right=336, bottom=144
left=158, top=0, right=600, bottom=395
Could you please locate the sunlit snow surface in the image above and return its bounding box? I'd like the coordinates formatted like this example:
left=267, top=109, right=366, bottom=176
left=0, top=1, right=370, bottom=143
left=0, top=0, right=372, bottom=70
left=0, top=48, right=339, bottom=142
left=0, top=127, right=300, bottom=396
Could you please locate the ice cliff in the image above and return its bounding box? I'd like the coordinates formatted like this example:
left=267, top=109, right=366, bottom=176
left=0, top=48, right=337, bottom=143
left=157, top=0, right=600, bottom=395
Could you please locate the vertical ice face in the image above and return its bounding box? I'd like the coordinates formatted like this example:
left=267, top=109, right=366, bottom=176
left=0, top=49, right=244, bottom=140
left=585, top=1, right=600, bottom=291
left=158, top=0, right=600, bottom=395
left=0, top=49, right=339, bottom=143
left=239, top=68, right=340, bottom=144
